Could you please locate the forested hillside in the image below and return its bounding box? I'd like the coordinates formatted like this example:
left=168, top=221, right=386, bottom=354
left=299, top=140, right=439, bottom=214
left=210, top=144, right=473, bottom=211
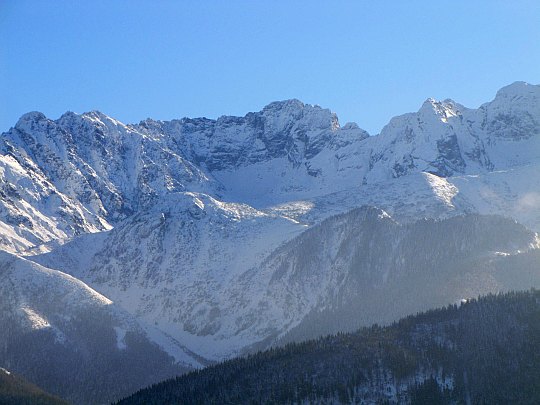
left=118, top=290, right=540, bottom=404
left=0, top=368, right=69, bottom=405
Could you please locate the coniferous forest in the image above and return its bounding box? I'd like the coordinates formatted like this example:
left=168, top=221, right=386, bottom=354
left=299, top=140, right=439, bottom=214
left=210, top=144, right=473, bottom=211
left=117, top=289, right=540, bottom=404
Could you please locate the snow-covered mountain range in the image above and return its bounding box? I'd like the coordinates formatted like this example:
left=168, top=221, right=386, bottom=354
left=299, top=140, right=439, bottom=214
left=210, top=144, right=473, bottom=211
left=1, top=81, right=540, bottom=403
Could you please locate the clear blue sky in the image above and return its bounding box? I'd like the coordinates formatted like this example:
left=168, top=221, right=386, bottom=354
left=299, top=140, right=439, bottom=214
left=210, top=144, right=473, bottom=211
left=2, top=1, right=540, bottom=134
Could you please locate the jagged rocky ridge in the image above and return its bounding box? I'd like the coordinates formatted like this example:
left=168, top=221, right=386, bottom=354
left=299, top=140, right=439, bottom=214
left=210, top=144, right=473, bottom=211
left=1, top=82, right=540, bottom=402
left=1, top=81, right=539, bottom=253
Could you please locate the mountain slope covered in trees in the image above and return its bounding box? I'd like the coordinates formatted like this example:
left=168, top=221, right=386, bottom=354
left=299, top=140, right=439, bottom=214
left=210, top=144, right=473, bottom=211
left=0, top=368, right=69, bottom=405
left=117, top=289, right=540, bottom=405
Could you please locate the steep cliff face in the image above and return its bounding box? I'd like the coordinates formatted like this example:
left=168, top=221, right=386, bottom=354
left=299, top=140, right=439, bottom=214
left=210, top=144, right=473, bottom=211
left=139, top=99, right=368, bottom=170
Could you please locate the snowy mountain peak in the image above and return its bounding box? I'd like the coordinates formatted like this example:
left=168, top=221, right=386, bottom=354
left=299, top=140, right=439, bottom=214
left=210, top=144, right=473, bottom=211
left=75, top=110, right=130, bottom=134
left=481, top=81, right=540, bottom=141
left=261, top=98, right=306, bottom=112
left=14, top=111, right=51, bottom=134
left=421, top=97, right=437, bottom=106
left=494, top=81, right=540, bottom=99
left=15, top=111, right=47, bottom=124
left=418, top=97, right=461, bottom=122
left=341, top=122, right=360, bottom=130
left=258, top=99, right=341, bottom=134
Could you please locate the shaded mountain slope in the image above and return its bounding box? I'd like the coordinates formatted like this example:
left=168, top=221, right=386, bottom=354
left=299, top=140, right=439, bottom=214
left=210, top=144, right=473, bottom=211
left=0, top=252, right=194, bottom=404
left=34, top=208, right=540, bottom=360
